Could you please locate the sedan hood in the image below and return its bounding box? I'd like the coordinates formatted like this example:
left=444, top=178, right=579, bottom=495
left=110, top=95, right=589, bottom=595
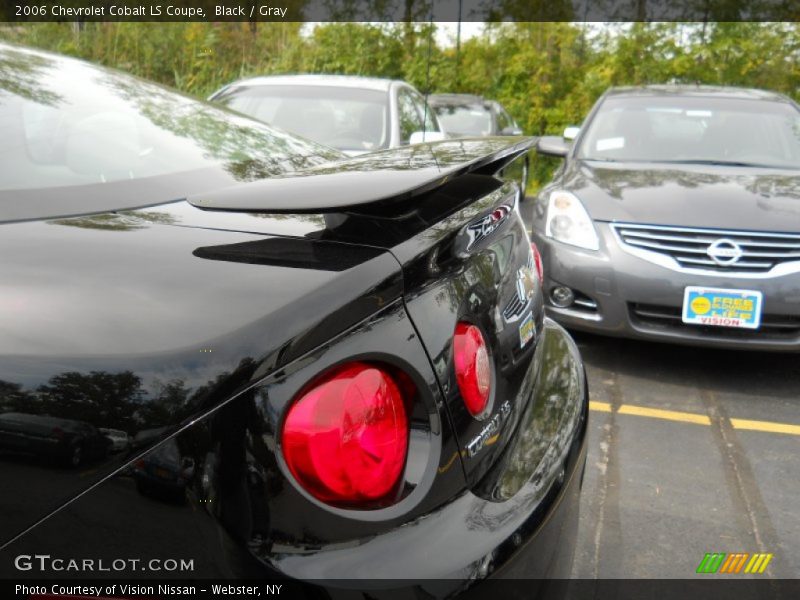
left=561, top=161, right=800, bottom=232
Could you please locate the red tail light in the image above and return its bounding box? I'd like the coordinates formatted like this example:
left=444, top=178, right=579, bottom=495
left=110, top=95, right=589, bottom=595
left=50, top=426, right=64, bottom=440
left=453, top=322, right=492, bottom=417
left=531, top=242, right=544, bottom=283
left=281, top=362, right=409, bottom=505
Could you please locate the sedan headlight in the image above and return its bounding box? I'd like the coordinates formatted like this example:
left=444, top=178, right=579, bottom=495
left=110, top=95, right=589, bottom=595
left=544, top=191, right=600, bottom=251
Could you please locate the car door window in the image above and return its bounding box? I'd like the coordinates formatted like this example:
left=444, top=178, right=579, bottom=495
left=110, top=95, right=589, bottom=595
left=397, top=88, right=424, bottom=144
left=496, top=106, right=512, bottom=132
left=413, top=92, right=441, bottom=133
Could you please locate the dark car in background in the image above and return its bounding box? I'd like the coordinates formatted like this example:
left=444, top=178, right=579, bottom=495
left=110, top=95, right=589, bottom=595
left=429, top=93, right=523, bottom=138
left=0, top=413, right=111, bottom=467
left=133, top=438, right=195, bottom=500
left=0, top=43, right=587, bottom=590
left=531, top=85, right=800, bottom=351
left=209, top=74, right=445, bottom=155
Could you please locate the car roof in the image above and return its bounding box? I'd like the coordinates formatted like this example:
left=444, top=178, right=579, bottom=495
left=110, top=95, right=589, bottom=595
left=605, top=84, right=789, bottom=102
left=224, top=74, right=401, bottom=92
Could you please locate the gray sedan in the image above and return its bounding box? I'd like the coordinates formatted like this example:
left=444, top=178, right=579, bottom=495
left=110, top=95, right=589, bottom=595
left=530, top=85, right=800, bottom=351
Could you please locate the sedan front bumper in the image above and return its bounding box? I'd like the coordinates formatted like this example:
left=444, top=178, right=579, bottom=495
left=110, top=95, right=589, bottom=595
left=534, top=223, right=800, bottom=351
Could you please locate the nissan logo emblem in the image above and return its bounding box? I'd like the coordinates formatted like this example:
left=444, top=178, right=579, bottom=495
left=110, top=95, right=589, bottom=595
left=706, top=238, right=743, bottom=266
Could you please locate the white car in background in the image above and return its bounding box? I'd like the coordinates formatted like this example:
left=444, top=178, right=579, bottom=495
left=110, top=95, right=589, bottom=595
left=99, top=427, right=131, bottom=453
left=209, top=74, right=445, bottom=155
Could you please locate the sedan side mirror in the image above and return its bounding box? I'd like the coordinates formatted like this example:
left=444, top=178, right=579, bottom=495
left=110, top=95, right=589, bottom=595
left=409, top=130, right=447, bottom=144
left=536, top=135, right=570, bottom=158
left=500, top=126, right=524, bottom=136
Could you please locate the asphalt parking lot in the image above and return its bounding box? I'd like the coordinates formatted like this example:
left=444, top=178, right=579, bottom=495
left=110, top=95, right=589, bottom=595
left=569, top=332, right=800, bottom=579
left=517, top=199, right=800, bottom=579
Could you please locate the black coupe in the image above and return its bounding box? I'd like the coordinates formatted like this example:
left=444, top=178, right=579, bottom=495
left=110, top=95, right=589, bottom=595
left=0, top=44, right=587, bottom=593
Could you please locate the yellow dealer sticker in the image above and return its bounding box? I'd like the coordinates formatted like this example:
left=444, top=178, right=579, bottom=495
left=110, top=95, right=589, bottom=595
left=519, top=312, right=535, bottom=347
left=682, top=286, right=762, bottom=329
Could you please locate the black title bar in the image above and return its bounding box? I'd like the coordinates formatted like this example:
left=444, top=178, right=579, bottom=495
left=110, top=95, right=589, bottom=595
left=1, top=0, right=799, bottom=22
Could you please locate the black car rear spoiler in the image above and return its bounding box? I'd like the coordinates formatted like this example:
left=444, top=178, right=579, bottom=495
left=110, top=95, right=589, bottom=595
left=188, top=137, right=536, bottom=214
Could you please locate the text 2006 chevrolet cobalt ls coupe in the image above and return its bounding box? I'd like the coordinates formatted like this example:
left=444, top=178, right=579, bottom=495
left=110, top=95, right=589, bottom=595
left=0, top=44, right=587, bottom=593
left=533, top=86, right=800, bottom=351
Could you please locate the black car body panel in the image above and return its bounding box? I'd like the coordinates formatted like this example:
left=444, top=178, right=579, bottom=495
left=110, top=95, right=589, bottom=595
left=1, top=315, right=585, bottom=584
left=0, top=213, right=403, bottom=543
left=0, top=43, right=587, bottom=589
left=189, top=137, right=534, bottom=213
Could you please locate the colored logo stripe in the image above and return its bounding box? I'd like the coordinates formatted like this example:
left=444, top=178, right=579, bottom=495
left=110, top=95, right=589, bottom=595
left=697, top=553, right=726, bottom=574
left=744, top=553, right=773, bottom=574
left=719, top=553, right=749, bottom=574
left=697, top=552, right=773, bottom=574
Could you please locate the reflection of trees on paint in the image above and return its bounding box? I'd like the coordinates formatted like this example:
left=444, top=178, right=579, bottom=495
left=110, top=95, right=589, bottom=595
left=0, top=361, right=254, bottom=437
left=0, top=42, right=342, bottom=202
left=463, top=328, right=582, bottom=533
left=35, top=371, right=144, bottom=431
left=0, top=46, right=62, bottom=107
left=95, top=72, right=341, bottom=182
left=251, top=212, right=326, bottom=227
left=288, top=138, right=513, bottom=176
left=566, top=166, right=724, bottom=200
left=568, top=166, right=800, bottom=223
left=49, top=211, right=178, bottom=231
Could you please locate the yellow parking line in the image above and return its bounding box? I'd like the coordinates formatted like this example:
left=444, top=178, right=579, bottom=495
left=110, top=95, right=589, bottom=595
left=588, top=400, right=800, bottom=436
left=730, top=418, right=800, bottom=436
left=618, top=404, right=712, bottom=426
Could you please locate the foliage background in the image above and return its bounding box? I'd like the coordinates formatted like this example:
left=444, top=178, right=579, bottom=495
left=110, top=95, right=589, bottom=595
left=2, top=21, right=798, bottom=187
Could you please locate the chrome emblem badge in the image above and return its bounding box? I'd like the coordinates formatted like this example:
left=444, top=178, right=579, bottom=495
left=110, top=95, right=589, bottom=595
left=516, top=265, right=536, bottom=304
left=706, top=238, right=743, bottom=266
left=466, top=204, right=511, bottom=250
left=503, top=260, right=537, bottom=323
left=465, top=400, right=512, bottom=458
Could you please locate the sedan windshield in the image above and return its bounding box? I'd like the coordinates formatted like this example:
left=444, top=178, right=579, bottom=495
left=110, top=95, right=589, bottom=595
left=0, top=44, right=341, bottom=222
left=215, top=84, right=390, bottom=153
left=434, top=104, right=494, bottom=136
left=578, top=95, right=800, bottom=169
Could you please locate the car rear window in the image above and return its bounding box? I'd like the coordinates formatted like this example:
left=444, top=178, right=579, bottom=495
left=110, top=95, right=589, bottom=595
left=0, top=45, right=341, bottom=222
left=434, top=104, right=494, bottom=136
left=215, top=84, right=390, bottom=153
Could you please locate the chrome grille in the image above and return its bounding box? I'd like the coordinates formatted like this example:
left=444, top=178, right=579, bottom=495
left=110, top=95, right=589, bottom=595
left=611, top=223, right=800, bottom=274
left=502, top=294, right=527, bottom=322
left=502, top=253, right=537, bottom=322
